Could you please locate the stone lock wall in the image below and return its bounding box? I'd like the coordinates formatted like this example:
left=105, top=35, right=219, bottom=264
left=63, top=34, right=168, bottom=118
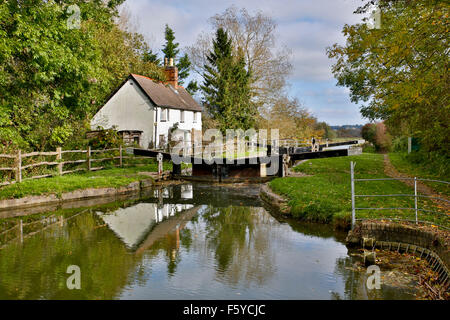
left=346, top=221, right=450, bottom=281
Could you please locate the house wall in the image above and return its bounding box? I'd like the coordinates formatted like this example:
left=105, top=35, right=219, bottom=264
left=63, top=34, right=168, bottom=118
left=91, top=78, right=155, bottom=148
left=91, top=78, right=202, bottom=149
left=155, top=107, right=202, bottom=148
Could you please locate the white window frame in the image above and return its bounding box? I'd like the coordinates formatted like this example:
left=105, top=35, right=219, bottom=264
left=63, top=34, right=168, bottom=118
left=193, top=111, right=198, bottom=123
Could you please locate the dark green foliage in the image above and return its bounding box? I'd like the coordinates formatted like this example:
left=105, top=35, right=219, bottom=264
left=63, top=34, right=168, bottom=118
left=201, top=28, right=255, bottom=132
left=161, top=25, right=192, bottom=85
left=143, top=49, right=161, bottom=66
left=88, top=128, right=121, bottom=149
left=186, top=80, right=199, bottom=95
left=0, top=1, right=163, bottom=152
left=162, top=24, right=180, bottom=60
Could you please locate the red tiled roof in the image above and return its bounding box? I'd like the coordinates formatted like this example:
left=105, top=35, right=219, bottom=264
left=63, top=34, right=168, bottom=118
left=130, top=74, right=202, bottom=112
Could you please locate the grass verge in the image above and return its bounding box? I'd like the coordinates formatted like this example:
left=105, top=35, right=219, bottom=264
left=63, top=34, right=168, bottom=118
left=0, top=160, right=173, bottom=200
left=389, top=152, right=449, bottom=195
left=269, top=153, right=448, bottom=229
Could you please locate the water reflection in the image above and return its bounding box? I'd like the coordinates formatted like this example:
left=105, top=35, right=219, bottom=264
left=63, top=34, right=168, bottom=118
left=0, top=183, right=417, bottom=300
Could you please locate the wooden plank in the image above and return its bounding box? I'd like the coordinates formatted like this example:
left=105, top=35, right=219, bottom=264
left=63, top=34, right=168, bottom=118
left=21, top=161, right=59, bottom=170
left=91, top=148, right=119, bottom=153
left=61, top=149, right=87, bottom=154
left=61, top=159, right=86, bottom=165
left=22, top=151, right=58, bottom=157
left=90, top=167, right=104, bottom=171
left=0, top=154, right=16, bottom=159
left=90, top=157, right=115, bottom=162
left=0, top=180, right=14, bottom=187
left=62, top=168, right=86, bottom=175
left=23, top=174, right=54, bottom=180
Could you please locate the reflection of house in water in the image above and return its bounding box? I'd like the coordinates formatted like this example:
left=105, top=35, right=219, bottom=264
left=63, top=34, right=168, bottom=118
left=96, top=202, right=194, bottom=250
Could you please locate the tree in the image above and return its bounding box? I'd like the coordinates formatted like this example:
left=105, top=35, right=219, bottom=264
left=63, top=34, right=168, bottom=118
left=361, top=123, right=376, bottom=144
left=0, top=1, right=163, bottom=152
left=201, top=28, right=254, bottom=132
left=315, top=122, right=337, bottom=140
left=162, top=24, right=180, bottom=60
left=161, top=24, right=196, bottom=89
left=143, top=49, right=161, bottom=66
left=258, top=97, right=323, bottom=141
left=327, top=0, right=449, bottom=155
left=187, top=6, right=292, bottom=115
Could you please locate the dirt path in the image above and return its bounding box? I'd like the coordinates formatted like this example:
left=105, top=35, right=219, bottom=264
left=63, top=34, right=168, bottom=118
left=383, top=154, right=450, bottom=212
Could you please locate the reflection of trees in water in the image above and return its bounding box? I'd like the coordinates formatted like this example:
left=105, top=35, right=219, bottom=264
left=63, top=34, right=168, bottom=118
left=201, top=205, right=277, bottom=287
left=0, top=211, right=141, bottom=299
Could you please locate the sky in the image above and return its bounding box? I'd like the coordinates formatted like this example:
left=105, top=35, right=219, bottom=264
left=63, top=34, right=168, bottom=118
left=121, top=0, right=369, bottom=126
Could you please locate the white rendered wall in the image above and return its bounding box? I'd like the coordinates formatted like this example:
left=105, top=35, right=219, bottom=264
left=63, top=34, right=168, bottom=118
left=91, top=78, right=202, bottom=149
left=90, top=78, right=155, bottom=148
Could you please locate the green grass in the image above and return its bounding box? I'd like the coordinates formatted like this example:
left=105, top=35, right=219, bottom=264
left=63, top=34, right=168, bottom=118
left=389, top=152, right=449, bottom=195
left=269, top=153, right=448, bottom=228
left=0, top=161, right=173, bottom=200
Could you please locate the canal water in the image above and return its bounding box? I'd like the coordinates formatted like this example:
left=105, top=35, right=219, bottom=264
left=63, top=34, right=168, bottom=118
left=0, top=183, right=417, bottom=299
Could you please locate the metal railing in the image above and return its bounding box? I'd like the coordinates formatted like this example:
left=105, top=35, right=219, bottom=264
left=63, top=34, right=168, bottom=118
left=350, top=161, right=449, bottom=229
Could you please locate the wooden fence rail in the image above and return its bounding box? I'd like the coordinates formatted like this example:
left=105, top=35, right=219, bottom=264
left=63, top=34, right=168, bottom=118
left=0, top=145, right=146, bottom=187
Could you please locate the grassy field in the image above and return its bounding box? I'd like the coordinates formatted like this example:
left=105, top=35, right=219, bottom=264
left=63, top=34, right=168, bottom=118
left=269, top=153, right=448, bottom=228
left=389, top=152, right=449, bottom=195
left=0, top=160, right=173, bottom=200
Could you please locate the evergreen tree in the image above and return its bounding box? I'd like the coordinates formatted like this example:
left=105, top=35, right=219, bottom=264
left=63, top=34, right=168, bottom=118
left=201, top=28, right=254, bottom=132
left=143, top=49, right=161, bottom=66
left=161, top=24, right=197, bottom=89
left=162, top=24, right=180, bottom=60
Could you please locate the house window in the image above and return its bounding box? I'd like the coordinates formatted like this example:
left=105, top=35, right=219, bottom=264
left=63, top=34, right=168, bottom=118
left=159, top=134, right=166, bottom=148
left=193, top=112, right=198, bottom=123
left=180, top=110, right=185, bottom=123
left=160, top=108, right=168, bottom=122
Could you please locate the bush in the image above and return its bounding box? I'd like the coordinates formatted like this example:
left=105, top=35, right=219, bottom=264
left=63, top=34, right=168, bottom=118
left=392, top=136, right=408, bottom=152
left=362, top=142, right=376, bottom=153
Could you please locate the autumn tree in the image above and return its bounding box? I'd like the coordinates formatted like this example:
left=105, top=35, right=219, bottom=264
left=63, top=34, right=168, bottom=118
left=187, top=6, right=292, bottom=113
left=327, top=0, right=449, bottom=155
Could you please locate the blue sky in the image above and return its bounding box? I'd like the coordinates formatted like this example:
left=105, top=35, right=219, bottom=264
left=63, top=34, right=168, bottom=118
left=122, top=0, right=368, bottom=125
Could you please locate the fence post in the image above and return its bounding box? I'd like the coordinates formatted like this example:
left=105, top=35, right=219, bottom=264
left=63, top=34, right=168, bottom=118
left=56, top=147, right=62, bottom=175
left=414, top=177, right=418, bottom=224
left=15, top=149, right=22, bottom=183
left=119, top=145, right=123, bottom=167
left=87, top=146, right=91, bottom=171
left=351, top=161, right=356, bottom=228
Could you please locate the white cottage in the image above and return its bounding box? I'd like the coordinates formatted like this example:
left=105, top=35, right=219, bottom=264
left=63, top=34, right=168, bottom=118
left=90, top=59, right=202, bottom=149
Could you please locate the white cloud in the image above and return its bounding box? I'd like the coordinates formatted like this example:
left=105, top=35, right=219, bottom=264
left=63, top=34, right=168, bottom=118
left=121, top=0, right=368, bottom=124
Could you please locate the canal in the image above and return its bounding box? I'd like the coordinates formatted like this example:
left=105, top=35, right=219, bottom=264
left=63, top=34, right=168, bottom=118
left=0, top=183, right=417, bottom=299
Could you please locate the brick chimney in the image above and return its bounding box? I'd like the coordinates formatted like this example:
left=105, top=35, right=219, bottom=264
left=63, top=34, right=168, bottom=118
left=164, top=57, right=178, bottom=89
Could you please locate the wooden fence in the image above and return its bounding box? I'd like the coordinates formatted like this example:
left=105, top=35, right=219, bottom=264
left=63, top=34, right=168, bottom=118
left=0, top=146, right=151, bottom=187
